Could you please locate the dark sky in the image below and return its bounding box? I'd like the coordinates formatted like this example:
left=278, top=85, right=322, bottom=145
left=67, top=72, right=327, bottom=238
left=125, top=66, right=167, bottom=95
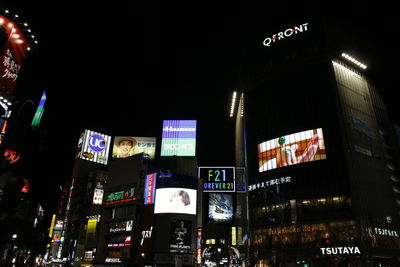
left=2, top=4, right=400, bottom=211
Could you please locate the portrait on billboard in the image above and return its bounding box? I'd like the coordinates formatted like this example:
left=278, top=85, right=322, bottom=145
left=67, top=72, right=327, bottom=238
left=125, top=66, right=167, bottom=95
left=154, top=188, right=197, bottom=215
left=170, top=220, right=192, bottom=252
left=112, top=136, right=156, bottom=159
left=208, top=193, right=233, bottom=222
left=258, top=128, right=326, bottom=172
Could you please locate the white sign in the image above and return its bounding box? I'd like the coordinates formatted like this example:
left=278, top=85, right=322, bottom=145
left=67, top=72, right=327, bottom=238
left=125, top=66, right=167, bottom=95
left=263, top=23, right=309, bottom=47
left=320, top=246, right=361, bottom=255
left=248, top=176, right=292, bottom=191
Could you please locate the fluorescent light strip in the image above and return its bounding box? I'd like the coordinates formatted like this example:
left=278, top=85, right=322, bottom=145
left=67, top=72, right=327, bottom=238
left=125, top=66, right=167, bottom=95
left=341, top=53, right=367, bottom=69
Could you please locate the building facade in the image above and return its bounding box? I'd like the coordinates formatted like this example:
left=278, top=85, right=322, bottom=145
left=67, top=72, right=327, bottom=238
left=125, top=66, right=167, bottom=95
left=238, top=18, right=400, bottom=266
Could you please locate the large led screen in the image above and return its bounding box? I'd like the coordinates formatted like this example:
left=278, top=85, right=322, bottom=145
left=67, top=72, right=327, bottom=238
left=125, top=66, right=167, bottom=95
left=112, top=136, right=156, bottom=159
left=154, top=188, right=197, bottom=215
left=160, top=120, right=197, bottom=156
left=258, top=128, right=326, bottom=172
left=78, top=129, right=112, bottom=165
left=208, top=193, right=233, bottom=222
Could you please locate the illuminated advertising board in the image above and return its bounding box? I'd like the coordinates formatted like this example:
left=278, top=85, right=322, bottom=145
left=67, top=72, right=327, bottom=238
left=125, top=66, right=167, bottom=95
left=160, top=120, right=197, bottom=156
left=109, top=220, right=133, bottom=233
left=104, top=187, right=135, bottom=205
left=208, top=193, right=233, bottom=222
left=263, top=22, right=309, bottom=47
left=92, top=188, right=104, bottom=205
left=112, top=136, right=156, bottom=159
left=154, top=188, right=197, bottom=215
left=31, top=91, right=46, bottom=127
left=199, top=166, right=235, bottom=192
left=0, top=15, right=29, bottom=96
left=258, top=128, right=326, bottom=172
left=170, top=220, right=192, bottom=252
left=78, top=129, right=111, bottom=165
left=144, top=173, right=157, bottom=205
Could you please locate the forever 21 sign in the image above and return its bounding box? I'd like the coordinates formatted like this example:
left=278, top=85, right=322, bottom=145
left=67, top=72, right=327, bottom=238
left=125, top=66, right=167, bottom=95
left=199, top=167, right=235, bottom=193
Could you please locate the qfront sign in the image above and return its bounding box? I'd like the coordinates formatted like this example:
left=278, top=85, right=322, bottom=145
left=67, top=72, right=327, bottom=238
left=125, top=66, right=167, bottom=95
left=160, top=120, right=197, bottom=156
left=263, top=23, right=309, bottom=47
left=320, top=246, right=361, bottom=255
left=199, top=166, right=235, bottom=192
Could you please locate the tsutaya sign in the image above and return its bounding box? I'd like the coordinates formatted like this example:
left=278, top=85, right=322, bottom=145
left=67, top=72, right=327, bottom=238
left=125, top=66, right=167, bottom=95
left=320, top=246, right=361, bottom=255
left=263, top=23, right=309, bottom=47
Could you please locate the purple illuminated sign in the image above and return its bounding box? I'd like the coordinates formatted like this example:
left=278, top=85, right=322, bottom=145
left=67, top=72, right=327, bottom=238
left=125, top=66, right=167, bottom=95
left=160, top=120, right=197, bottom=156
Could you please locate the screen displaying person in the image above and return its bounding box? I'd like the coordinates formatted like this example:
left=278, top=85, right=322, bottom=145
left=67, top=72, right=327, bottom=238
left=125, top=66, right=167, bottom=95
left=170, top=190, right=191, bottom=210
left=113, top=137, right=137, bottom=158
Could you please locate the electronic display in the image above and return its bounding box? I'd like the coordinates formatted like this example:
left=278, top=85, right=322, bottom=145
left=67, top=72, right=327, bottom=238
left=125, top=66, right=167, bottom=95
left=258, top=128, right=326, bottom=172
left=112, top=136, right=156, bottom=159
left=208, top=193, right=233, bottom=222
left=160, top=120, right=197, bottom=156
left=154, top=188, right=197, bottom=215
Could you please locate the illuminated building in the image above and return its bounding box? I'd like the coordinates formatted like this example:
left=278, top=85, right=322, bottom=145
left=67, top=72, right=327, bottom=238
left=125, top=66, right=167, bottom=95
left=234, top=18, right=400, bottom=266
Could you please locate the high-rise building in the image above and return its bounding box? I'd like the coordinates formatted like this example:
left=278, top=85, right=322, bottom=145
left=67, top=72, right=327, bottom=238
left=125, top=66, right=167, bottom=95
left=234, top=18, right=400, bottom=266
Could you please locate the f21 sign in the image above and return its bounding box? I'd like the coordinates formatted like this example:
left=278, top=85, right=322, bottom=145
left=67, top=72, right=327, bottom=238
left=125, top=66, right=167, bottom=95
left=199, top=167, right=235, bottom=192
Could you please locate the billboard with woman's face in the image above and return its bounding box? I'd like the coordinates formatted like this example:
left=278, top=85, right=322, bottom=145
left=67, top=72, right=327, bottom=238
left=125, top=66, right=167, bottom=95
left=112, top=136, right=156, bottom=159
left=258, top=128, right=326, bottom=172
left=154, top=188, right=197, bottom=215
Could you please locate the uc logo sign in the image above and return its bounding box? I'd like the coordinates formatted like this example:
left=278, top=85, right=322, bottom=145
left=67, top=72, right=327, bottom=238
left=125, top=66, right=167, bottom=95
left=89, top=134, right=106, bottom=153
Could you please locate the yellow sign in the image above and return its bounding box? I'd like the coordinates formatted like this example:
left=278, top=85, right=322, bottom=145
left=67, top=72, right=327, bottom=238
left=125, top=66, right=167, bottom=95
left=232, top=227, right=237, bottom=245
left=48, top=214, right=56, bottom=238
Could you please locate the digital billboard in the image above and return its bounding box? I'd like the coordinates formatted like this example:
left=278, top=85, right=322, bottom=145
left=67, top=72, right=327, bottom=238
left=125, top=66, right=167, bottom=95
left=160, top=120, right=197, bottom=156
left=78, top=129, right=111, bottom=165
left=258, top=128, right=326, bottom=172
left=0, top=15, right=29, bottom=96
left=198, top=167, right=235, bottom=192
left=112, top=136, right=156, bottom=159
left=208, top=193, right=233, bottom=222
left=170, top=220, right=192, bottom=252
left=154, top=188, right=197, bottom=215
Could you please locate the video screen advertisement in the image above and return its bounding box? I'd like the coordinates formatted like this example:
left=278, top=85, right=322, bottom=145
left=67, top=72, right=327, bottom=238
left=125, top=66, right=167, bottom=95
left=208, top=193, right=233, bottom=222
left=170, top=220, right=192, bottom=252
left=258, top=128, right=326, bottom=172
left=160, top=120, right=197, bottom=156
left=0, top=15, right=29, bottom=96
left=78, top=129, right=112, bottom=165
left=154, top=188, right=197, bottom=215
left=112, top=136, right=156, bottom=159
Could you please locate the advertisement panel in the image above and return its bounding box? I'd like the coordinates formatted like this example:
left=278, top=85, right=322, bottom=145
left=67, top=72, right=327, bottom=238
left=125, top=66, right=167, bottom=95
left=208, top=193, right=233, bottom=222
left=0, top=15, right=29, bottom=96
left=199, top=166, right=235, bottom=192
left=78, top=129, right=111, bottom=165
left=160, top=120, right=197, bottom=156
left=258, top=128, right=326, bottom=172
left=92, top=188, right=104, bottom=205
left=154, top=188, right=197, bottom=215
left=170, top=220, right=192, bottom=252
left=112, top=136, right=156, bottom=159
left=144, top=173, right=157, bottom=205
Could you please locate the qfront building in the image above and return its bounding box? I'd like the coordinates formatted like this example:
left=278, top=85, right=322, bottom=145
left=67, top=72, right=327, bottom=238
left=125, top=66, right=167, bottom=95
left=236, top=19, right=400, bottom=266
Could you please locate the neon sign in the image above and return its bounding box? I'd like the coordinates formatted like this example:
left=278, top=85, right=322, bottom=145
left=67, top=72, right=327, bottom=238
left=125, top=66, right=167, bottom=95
left=104, top=187, right=135, bottom=205
left=263, top=23, right=309, bottom=47
left=4, top=149, right=20, bottom=164
left=199, top=166, right=235, bottom=193
left=320, top=246, right=361, bottom=255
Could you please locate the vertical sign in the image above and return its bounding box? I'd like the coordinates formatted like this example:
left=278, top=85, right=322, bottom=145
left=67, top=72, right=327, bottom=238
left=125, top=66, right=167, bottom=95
left=31, top=90, right=46, bottom=127
left=232, top=226, right=237, bottom=245
left=196, top=228, right=202, bottom=264
left=144, top=173, right=157, bottom=205
left=160, top=120, right=197, bottom=156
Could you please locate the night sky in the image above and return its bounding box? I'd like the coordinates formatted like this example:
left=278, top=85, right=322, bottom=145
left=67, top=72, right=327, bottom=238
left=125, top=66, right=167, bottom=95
left=2, top=3, right=400, bottom=213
